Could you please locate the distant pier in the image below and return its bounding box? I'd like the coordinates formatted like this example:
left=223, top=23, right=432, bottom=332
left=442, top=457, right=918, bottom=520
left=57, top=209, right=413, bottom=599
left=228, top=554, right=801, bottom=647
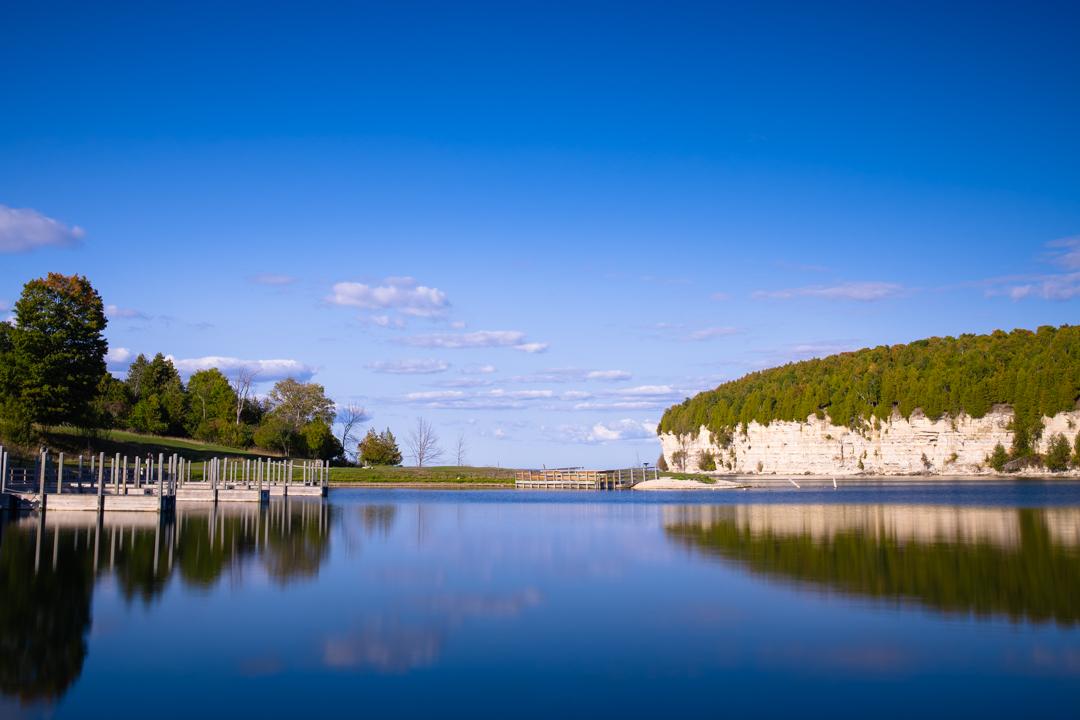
left=515, top=466, right=659, bottom=489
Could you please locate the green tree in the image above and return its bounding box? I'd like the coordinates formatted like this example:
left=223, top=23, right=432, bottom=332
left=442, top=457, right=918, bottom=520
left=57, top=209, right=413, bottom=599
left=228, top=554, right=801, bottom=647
left=0, top=273, right=107, bottom=439
left=125, top=353, right=185, bottom=435
left=184, top=369, right=238, bottom=442
left=358, top=427, right=402, bottom=466
left=300, top=418, right=344, bottom=460
left=258, top=378, right=335, bottom=455
left=1073, top=433, right=1080, bottom=468
left=988, top=443, right=1008, bottom=472
left=1045, top=433, right=1071, bottom=472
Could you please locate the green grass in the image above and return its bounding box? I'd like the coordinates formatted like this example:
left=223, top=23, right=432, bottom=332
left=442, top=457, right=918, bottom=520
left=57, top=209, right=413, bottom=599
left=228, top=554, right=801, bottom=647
left=0, top=426, right=274, bottom=466
left=661, top=471, right=719, bottom=484
left=330, top=465, right=517, bottom=485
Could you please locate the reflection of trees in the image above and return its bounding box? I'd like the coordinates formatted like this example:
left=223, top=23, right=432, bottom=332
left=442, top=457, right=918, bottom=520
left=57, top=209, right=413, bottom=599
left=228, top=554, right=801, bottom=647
left=359, top=505, right=397, bottom=537
left=0, top=498, right=332, bottom=705
left=0, top=517, right=93, bottom=703
left=665, top=506, right=1080, bottom=625
left=263, top=501, right=331, bottom=583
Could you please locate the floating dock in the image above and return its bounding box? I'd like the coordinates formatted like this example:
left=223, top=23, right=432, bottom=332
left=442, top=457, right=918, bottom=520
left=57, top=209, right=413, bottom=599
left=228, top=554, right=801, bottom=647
left=515, top=466, right=659, bottom=489
left=0, top=447, right=329, bottom=515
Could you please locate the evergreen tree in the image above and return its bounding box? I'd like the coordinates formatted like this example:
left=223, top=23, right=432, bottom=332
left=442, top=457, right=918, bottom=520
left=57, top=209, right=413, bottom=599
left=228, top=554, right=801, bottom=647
left=1045, top=433, right=1071, bottom=472
left=988, top=443, right=1009, bottom=472
left=0, top=273, right=108, bottom=439
left=358, top=427, right=403, bottom=466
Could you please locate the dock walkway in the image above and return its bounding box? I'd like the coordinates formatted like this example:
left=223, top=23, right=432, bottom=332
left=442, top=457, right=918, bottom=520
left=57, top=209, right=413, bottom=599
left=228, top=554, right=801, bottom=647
left=515, top=466, right=660, bottom=490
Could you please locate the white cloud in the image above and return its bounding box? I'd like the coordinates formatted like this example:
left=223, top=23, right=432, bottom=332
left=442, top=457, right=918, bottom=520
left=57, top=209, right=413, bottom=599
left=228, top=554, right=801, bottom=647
left=511, top=368, right=630, bottom=383
left=462, top=364, right=497, bottom=375
left=367, top=359, right=450, bottom=374
left=0, top=205, right=84, bottom=253
left=753, top=281, right=905, bottom=301
left=399, top=330, right=547, bottom=353
left=166, top=355, right=317, bottom=382
left=371, top=315, right=406, bottom=329
left=616, top=385, right=675, bottom=396
left=105, top=347, right=132, bottom=372
left=687, top=326, right=740, bottom=341
left=551, top=419, right=659, bottom=444
left=105, top=304, right=149, bottom=320
left=329, top=277, right=449, bottom=317
left=0, top=300, right=8, bottom=312
left=250, top=273, right=296, bottom=286
left=405, top=390, right=466, bottom=401
left=1004, top=273, right=1080, bottom=301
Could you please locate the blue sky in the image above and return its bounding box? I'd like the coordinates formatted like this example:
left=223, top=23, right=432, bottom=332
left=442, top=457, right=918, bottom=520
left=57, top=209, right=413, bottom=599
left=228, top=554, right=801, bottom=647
left=1, top=1, right=1078, bottom=467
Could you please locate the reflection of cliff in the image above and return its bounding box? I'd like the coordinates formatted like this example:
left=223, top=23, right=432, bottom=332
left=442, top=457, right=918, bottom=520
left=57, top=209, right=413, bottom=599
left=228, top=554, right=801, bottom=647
left=0, top=516, right=93, bottom=703
left=0, top=499, right=332, bottom=705
left=664, top=505, right=1080, bottom=625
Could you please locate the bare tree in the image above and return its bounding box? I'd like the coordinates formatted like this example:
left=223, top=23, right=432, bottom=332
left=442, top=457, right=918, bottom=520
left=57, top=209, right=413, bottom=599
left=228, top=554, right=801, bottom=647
left=337, top=403, right=370, bottom=462
left=232, top=367, right=257, bottom=425
left=455, top=433, right=468, bottom=466
left=406, top=417, right=444, bottom=467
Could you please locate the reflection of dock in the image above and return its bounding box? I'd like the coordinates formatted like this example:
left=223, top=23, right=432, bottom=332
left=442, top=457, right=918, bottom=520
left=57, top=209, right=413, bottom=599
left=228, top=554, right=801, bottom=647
left=515, top=466, right=658, bottom=489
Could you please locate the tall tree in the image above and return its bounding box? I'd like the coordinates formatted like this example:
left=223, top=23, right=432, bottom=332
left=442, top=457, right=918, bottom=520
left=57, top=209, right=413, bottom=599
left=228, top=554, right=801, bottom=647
left=184, top=369, right=238, bottom=442
left=406, top=417, right=443, bottom=467
left=125, top=353, right=185, bottom=435
left=358, top=428, right=402, bottom=466
left=0, top=273, right=107, bottom=438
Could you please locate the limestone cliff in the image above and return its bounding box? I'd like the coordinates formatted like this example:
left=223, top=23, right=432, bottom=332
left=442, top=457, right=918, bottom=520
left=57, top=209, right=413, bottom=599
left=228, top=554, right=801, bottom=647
left=659, top=406, right=1080, bottom=475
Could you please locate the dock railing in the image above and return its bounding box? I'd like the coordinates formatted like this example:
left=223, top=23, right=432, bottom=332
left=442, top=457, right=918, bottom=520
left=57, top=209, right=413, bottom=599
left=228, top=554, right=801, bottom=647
left=515, top=466, right=659, bottom=489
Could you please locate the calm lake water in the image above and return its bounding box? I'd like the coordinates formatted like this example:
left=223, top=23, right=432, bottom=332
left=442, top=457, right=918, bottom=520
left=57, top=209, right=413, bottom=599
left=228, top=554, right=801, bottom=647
left=2, top=481, right=1079, bottom=718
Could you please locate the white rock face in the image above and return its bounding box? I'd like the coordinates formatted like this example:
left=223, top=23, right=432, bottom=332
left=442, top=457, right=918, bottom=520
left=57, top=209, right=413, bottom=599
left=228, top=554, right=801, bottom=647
left=659, top=407, right=1080, bottom=475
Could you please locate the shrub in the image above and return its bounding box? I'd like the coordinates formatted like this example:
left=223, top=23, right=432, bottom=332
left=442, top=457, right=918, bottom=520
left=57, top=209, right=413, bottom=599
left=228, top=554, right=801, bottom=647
left=1073, top=433, right=1080, bottom=468
left=697, top=451, right=716, bottom=471
left=1045, top=433, right=1071, bottom=472
left=671, top=450, right=688, bottom=471
left=988, top=443, right=1008, bottom=472
left=657, top=453, right=668, bottom=472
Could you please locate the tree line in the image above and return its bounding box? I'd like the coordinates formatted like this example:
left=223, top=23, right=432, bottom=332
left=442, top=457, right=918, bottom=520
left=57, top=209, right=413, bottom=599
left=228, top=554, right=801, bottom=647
left=659, top=325, right=1080, bottom=463
left=0, top=272, right=465, bottom=466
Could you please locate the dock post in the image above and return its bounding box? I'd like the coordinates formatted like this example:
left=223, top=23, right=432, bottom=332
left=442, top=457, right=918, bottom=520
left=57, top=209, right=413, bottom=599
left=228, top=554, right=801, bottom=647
left=1, top=447, right=7, bottom=496
left=97, top=452, right=105, bottom=512
left=157, top=453, right=164, bottom=501
left=57, top=452, right=64, bottom=494
left=38, top=451, right=47, bottom=509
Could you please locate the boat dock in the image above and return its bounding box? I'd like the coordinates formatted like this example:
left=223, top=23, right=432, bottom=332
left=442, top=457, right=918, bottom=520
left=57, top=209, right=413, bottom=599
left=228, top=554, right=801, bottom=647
left=515, top=466, right=659, bottom=489
left=1, top=446, right=329, bottom=514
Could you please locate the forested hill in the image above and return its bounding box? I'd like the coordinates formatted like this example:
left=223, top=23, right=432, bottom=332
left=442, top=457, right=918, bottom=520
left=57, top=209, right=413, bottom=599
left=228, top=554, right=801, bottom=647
left=658, top=326, right=1080, bottom=440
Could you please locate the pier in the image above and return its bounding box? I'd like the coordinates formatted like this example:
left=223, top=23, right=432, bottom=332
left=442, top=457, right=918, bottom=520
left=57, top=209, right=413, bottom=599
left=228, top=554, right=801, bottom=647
left=0, top=446, right=329, bottom=515
left=515, top=466, right=659, bottom=489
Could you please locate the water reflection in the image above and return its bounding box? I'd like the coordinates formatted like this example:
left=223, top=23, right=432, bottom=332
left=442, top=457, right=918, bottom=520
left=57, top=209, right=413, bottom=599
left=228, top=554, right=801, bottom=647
left=664, top=504, right=1080, bottom=625
left=0, top=499, right=332, bottom=704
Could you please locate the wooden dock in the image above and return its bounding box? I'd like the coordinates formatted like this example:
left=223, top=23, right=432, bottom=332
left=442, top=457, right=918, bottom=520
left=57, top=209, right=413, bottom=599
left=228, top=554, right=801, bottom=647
left=515, top=466, right=659, bottom=489
left=0, top=446, right=329, bottom=515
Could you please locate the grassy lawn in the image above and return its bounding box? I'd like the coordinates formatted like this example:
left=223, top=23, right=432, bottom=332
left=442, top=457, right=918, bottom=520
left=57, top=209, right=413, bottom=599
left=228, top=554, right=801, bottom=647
left=660, top=471, right=719, bottom=484
left=10, top=426, right=275, bottom=464
left=331, top=465, right=517, bottom=485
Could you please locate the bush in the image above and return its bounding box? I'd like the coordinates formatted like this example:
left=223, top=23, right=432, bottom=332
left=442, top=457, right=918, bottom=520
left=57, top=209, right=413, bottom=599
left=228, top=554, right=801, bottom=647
left=988, top=443, right=1008, bottom=472
left=1045, top=433, right=1071, bottom=472
left=657, top=454, right=668, bottom=471
left=697, top=451, right=716, bottom=471
left=1073, top=433, right=1080, bottom=468
left=671, top=450, right=688, bottom=471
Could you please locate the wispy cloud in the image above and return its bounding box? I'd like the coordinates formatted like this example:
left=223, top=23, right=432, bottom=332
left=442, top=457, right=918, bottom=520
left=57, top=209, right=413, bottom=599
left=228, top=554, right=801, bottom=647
left=983, top=236, right=1080, bottom=301
left=510, top=368, right=631, bottom=383
left=328, top=277, right=449, bottom=318
left=166, top=355, right=317, bottom=382
left=687, top=326, right=740, bottom=341
left=651, top=323, right=741, bottom=342
left=753, top=281, right=905, bottom=301
left=462, top=364, right=497, bottom=375
left=0, top=204, right=84, bottom=253
left=106, top=304, right=149, bottom=320
left=250, top=273, right=296, bottom=286
left=399, top=330, right=548, bottom=353
left=367, top=359, right=450, bottom=375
